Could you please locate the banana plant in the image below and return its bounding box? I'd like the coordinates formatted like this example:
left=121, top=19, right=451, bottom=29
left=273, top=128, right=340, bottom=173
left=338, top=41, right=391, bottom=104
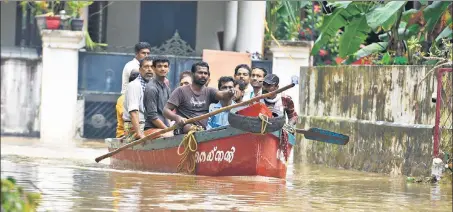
left=265, top=0, right=306, bottom=41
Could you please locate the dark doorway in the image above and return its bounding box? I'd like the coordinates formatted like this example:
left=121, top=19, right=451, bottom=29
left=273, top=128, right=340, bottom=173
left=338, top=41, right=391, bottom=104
left=139, top=2, right=197, bottom=49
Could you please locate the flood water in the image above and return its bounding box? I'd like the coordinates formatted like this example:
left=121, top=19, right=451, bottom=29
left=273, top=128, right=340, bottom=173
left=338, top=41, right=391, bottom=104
left=1, top=137, right=452, bottom=212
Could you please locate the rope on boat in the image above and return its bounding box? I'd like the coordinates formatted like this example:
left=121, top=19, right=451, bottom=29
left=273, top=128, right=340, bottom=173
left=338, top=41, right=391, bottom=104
left=258, top=113, right=271, bottom=134
left=176, top=125, right=203, bottom=174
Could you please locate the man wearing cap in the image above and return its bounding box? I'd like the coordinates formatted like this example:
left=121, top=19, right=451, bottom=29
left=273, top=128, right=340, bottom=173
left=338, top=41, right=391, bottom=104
left=261, top=74, right=298, bottom=125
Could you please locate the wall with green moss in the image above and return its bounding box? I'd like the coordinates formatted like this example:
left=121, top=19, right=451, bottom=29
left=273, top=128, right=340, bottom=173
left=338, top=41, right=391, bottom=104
left=295, top=66, right=436, bottom=176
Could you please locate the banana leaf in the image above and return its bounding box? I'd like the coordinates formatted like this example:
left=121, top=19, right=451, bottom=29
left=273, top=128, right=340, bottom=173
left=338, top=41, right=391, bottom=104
left=402, top=9, right=420, bottom=23
left=436, top=26, right=453, bottom=42
left=366, top=1, right=407, bottom=31
left=423, top=1, right=452, bottom=33
left=350, top=42, right=388, bottom=62
left=312, top=2, right=354, bottom=55
left=339, top=16, right=371, bottom=58
left=378, top=24, right=421, bottom=41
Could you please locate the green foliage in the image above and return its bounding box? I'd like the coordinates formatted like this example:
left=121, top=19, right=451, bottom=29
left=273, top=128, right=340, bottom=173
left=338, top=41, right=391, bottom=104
left=20, top=0, right=62, bottom=17
left=366, top=1, right=406, bottom=32
left=1, top=177, right=42, bottom=212
left=300, top=2, right=342, bottom=65
left=66, top=1, right=93, bottom=18
left=423, top=1, right=451, bottom=33
left=312, top=1, right=452, bottom=65
left=339, top=16, right=370, bottom=58
left=265, top=1, right=304, bottom=41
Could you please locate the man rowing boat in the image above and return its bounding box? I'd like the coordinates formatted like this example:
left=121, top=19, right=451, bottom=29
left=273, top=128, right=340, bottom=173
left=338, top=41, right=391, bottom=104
left=163, top=62, right=238, bottom=135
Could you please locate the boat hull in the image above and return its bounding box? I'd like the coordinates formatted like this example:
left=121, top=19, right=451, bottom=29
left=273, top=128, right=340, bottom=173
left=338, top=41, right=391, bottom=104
left=106, top=126, right=294, bottom=179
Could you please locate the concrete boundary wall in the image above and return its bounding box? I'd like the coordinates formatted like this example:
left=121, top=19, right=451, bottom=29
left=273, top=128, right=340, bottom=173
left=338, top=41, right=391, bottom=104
left=1, top=49, right=42, bottom=137
left=296, top=66, right=436, bottom=176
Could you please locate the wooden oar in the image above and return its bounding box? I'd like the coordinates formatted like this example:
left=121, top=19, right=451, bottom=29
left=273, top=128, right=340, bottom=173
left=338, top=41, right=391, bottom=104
left=295, top=127, right=349, bottom=145
left=95, top=82, right=297, bottom=163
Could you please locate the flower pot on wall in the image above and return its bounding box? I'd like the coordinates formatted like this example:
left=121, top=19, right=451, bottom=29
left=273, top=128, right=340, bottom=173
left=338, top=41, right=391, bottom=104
left=45, top=16, right=61, bottom=30
left=71, top=18, right=84, bottom=31
left=35, top=14, right=47, bottom=31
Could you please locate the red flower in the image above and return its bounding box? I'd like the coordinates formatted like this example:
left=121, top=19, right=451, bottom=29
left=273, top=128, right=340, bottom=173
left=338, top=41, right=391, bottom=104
left=319, top=49, right=328, bottom=57
left=325, top=60, right=332, bottom=65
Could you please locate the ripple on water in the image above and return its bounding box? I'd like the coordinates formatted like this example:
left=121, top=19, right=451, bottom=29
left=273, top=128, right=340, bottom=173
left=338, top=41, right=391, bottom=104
left=1, top=137, right=452, bottom=211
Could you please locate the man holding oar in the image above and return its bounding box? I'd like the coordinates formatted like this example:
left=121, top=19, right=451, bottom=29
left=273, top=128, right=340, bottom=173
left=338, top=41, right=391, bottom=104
left=163, top=62, right=239, bottom=135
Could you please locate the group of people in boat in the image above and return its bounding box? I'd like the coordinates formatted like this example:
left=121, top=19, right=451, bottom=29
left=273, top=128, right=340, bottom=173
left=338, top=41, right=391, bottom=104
left=115, top=42, right=298, bottom=142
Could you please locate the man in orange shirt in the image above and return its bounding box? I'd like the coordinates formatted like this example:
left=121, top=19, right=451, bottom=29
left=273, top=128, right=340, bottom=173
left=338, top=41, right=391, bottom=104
left=116, top=70, right=140, bottom=138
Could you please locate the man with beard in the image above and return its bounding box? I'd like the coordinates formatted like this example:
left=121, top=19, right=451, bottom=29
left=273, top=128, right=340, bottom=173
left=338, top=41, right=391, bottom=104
left=261, top=74, right=298, bottom=125
left=123, top=56, right=154, bottom=142
left=233, top=64, right=253, bottom=99
left=163, top=62, right=238, bottom=134
left=242, top=67, right=267, bottom=101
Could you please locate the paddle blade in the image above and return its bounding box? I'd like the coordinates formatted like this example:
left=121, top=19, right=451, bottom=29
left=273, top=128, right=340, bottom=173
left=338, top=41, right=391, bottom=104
left=300, top=128, right=349, bottom=145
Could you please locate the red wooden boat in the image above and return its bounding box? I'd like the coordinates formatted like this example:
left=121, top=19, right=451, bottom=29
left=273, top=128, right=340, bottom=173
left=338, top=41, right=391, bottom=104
left=105, top=126, right=295, bottom=179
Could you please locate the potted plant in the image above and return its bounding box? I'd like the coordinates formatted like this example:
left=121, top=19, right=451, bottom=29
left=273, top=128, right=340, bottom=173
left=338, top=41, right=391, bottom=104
left=20, top=1, right=50, bottom=30
left=40, top=1, right=63, bottom=30
left=67, top=1, right=93, bottom=31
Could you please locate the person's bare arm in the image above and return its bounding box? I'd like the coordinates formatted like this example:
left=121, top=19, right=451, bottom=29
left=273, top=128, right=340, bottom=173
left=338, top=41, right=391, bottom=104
left=151, top=119, right=167, bottom=129
left=163, top=103, right=179, bottom=122
left=130, top=110, right=144, bottom=139
left=163, top=103, right=192, bottom=133
left=215, top=89, right=236, bottom=101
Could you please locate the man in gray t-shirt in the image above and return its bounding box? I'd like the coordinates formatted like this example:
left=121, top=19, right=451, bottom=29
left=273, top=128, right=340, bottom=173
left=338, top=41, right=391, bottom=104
left=164, top=62, right=238, bottom=134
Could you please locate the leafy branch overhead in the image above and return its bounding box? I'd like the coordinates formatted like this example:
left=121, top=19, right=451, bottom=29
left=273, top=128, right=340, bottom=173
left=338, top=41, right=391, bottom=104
left=311, top=1, right=452, bottom=63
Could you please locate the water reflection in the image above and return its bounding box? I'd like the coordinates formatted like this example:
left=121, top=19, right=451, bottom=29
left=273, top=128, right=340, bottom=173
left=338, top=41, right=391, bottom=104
left=1, top=138, right=452, bottom=211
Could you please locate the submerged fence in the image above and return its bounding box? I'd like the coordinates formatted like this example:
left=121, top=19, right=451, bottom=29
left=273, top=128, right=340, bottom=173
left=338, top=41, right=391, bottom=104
left=433, top=68, right=453, bottom=158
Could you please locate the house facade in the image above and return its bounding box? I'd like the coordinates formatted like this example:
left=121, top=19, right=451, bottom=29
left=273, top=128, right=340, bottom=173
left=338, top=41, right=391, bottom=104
left=1, top=1, right=280, bottom=139
left=1, top=1, right=266, bottom=56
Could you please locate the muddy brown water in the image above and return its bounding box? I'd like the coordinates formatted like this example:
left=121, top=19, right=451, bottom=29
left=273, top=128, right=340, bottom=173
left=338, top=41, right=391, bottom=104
left=1, top=137, right=452, bottom=211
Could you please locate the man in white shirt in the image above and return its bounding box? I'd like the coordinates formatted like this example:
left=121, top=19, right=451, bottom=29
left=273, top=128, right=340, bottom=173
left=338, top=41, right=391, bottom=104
left=123, top=56, right=154, bottom=142
left=121, top=42, right=151, bottom=94
left=242, top=66, right=267, bottom=101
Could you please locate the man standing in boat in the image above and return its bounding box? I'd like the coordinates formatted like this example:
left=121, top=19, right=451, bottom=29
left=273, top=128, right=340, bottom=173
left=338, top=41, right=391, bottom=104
left=121, top=42, right=151, bottom=94
left=115, top=70, right=140, bottom=138
left=163, top=62, right=238, bottom=134
left=242, top=67, right=267, bottom=101
left=123, top=56, right=154, bottom=142
left=143, top=57, right=173, bottom=138
left=206, top=76, right=237, bottom=130
left=261, top=74, right=298, bottom=125
left=233, top=79, right=246, bottom=103
left=233, top=64, right=253, bottom=99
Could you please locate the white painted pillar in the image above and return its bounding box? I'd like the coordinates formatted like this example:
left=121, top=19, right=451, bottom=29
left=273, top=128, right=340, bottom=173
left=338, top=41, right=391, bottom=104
left=270, top=41, right=313, bottom=115
left=223, top=1, right=238, bottom=51
left=40, top=30, right=85, bottom=144
left=81, top=7, right=89, bottom=31
left=235, top=1, right=266, bottom=54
